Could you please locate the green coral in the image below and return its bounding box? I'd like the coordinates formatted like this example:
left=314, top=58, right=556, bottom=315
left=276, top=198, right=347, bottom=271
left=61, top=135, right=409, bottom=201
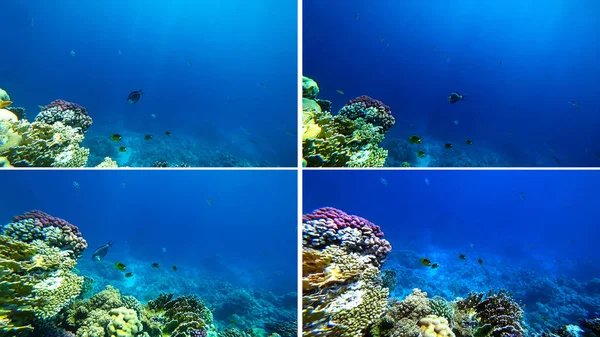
left=302, top=76, right=320, bottom=99
left=429, top=297, right=454, bottom=324
left=1, top=120, right=89, bottom=167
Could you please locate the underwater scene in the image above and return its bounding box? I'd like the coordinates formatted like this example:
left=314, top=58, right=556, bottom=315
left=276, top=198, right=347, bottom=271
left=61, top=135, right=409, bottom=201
left=302, top=170, right=600, bottom=336
left=302, top=0, right=600, bottom=167
left=0, top=0, right=297, bottom=168
left=0, top=170, right=297, bottom=337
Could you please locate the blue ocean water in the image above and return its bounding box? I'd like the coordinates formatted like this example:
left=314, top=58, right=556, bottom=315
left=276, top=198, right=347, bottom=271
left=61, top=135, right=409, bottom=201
left=303, top=0, right=600, bottom=167
left=0, top=0, right=297, bottom=167
left=0, top=170, right=297, bottom=333
left=303, top=170, right=600, bottom=330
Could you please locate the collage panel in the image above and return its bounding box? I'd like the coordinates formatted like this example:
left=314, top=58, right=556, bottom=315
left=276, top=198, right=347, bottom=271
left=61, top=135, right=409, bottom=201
left=302, top=170, right=600, bottom=335
left=0, top=170, right=298, bottom=336
left=0, top=0, right=297, bottom=168
left=302, top=1, right=599, bottom=167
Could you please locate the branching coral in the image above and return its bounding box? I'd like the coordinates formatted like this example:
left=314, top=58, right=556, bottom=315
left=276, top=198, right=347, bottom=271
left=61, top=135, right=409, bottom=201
left=145, top=293, right=216, bottom=337
left=454, top=291, right=524, bottom=337
left=430, top=297, right=455, bottom=325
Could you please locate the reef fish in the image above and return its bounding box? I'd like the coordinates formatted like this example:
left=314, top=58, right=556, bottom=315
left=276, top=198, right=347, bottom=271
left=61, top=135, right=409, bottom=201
left=420, top=258, right=432, bottom=266
left=0, top=101, right=13, bottom=109
left=569, top=100, right=580, bottom=107
left=115, top=262, right=126, bottom=271
left=92, top=241, right=113, bottom=261
left=127, top=90, right=143, bottom=104
left=336, top=90, right=345, bottom=95
left=418, top=150, right=425, bottom=158
left=448, top=92, right=465, bottom=104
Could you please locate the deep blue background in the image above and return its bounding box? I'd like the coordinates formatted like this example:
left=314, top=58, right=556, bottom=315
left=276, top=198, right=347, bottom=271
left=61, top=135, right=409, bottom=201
left=304, top=0, right=600, bottom=166
left=0, top=0, right=297, bottom=166
left=303, top=170, right=600, bottom=280
left=0, top=170, right=298, bottom=294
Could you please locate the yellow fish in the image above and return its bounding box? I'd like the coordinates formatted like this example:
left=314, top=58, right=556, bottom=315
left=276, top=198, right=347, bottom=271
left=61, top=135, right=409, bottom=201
left=336, top=90, right=344, bottom=95
left=0, top=101, right=13, bottom=108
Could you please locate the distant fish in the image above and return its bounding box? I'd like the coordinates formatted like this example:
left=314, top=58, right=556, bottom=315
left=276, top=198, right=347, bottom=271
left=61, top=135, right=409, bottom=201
left=552, top=155, right=561, bottom=164
left=70, top=50, right=76, bottom=57
left=127, top=90, right=143, bottom=104
left=110, top=134, right=122, bottom=141
left=355, top=13, right=360, bottom=20
left=260, top=82, right=268, bottom=88
left=336, top=90, right=345, bottom=95
left=92, top=241, right=113, bottom=261
left=444, top=143, right=453, bottom=149
left=118, top=49, right=122, bottom=56
left=151, top=114, right=157, bottom=118
left=162, top=247, right=167, bottom=253
left=121, top=183, right=126, bottom=188
left=466, top=139, right=473, bottom=145
left=519, top=192, right=525, bottom=200
left=478, top=258, right=483, bottom=265
left=409, top=135, right=422, bottom=144
left=144, top=135, right=152, bottom=140
left=569, top=100, right=580, bottom=107
left=115, top=262, right=126, bottom=271
left=424, top=178, right=430, bottom=186
left=172, top=266, right=177, bottom=271
left=30, top=17, right=34, bottom=27
left=152, top=263, right=160, bottom=268
left=380, top=178, right=388, bottom=186
left=125, top=272, right=134, bottom=278
left=73, top=181, right=80, bottom=190
left=448, top=92, right=465, bottom=104
left=118, top=146, right=127, bottom=152
left=206, top=199, right=214, bottom=206
left=470, top=243, right=476, bottom=249
left=380, top=36, right=385, bottom=43
left=431, top=263, right=439, bottom=269
left=453, top=120, right=459, bottom=125
left=459, top=254, right=467, bottom=260
left=165, top=131, right=171, bottom=137
left=417, top=150, right=425, bottom=158
left=188, top=59, right=192, bottom=66
left=420, top=258, right=432, bottom=267
left=498, top=60, right=502, bottom=65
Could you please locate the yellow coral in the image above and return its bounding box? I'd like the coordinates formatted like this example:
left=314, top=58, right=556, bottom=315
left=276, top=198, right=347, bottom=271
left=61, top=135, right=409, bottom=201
left=418, top=315, right=455, bottom=337
left=96, top=156, right=118, bottom=168
left=107, top=307, right=143, bottom=337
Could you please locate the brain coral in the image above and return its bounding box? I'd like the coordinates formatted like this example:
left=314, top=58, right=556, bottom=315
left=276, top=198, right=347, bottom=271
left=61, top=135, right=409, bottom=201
left=106, top=307, right=143, bottom=337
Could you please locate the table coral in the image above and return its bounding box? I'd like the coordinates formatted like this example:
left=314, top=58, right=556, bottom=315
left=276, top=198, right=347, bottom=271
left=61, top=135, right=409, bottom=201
left=37, top=99, right=93, bottom=134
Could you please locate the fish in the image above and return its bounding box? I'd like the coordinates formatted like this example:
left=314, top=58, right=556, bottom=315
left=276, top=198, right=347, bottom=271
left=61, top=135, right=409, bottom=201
left=498, top=60, right=502, bottom=65
left=165, top=131, right=171, bottom=137
left=380, top=36, right=385, bottom=43
left=448, top=92, right=465, bottom=104
left=172, top=266, right=177, bottom=271
left=144, top=135, right=152, bottom=140
left=336, top=90, right=345, bottom=95
left=424, top=178, right=430, bottom=185
left=118, top=49, right=122, bottom=55
left=206, top=199, right=214, bottom=206
left=470, top=243, right=476, bottom=249
left=453, top=120, right=459, bottom=125
left=569, top=100, right=580, bottom=107
left=519, top=192, right=525, bottom=200
left=260, top=82, right=268, bottom=87
left=552, top=155, right=561, bottom=164
left=30, top=17, right=34, bottom=27
left=466, top=139, right=473, bottom=145
left=125, top=272, right=134, bottom=278
left=380, top=178, right=388, bottom=186
left=188, top=59, right=192, bottom=66
left=444, top=143, right=453, bottom=149
left=70, top=50, right=76, bottom=57
left=127, top=90, right=143, bottom=104
left=0, top=101, right=13, bottom=109
left=355, top=13, right=360, bottom=20
left=419, top=258, right=432, bottom=267
left=152, top=263, right=160, bottom=268
left=73, top=181, right=80, bottom=190
left=110, top=134, right=122, bottom=141
left=118, top=146, right=127, bottom=152
left=115, top=262, right=126, bottom=271
left=151, top=114, right=157, bottom=118
left=459, top=254, right=467, bottom=260
left=477, top=258, right=483, bottom=265
left=431, top=263, right=439, bottom=269
left=92, top=241, right=113, bottom=261
left=417, top=150, right=425, bottom=158
left=409, top=135, right=422, bottom=144
left=162, top=247, right=167, bottom=253
left=122, top=183, right=126, bottom=188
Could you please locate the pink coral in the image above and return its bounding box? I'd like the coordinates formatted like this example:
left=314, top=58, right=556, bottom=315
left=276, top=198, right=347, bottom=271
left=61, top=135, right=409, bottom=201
left=302, top=206, right=384, bottom=237
left=13, top=210, right=82, bottom=236
left=43, top=99, right=88, bottom=116
left=339, top=95, right=396, bottom=133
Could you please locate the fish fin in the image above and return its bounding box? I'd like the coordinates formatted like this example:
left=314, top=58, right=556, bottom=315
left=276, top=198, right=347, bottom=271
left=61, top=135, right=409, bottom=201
left=108, top=240, right=113, bottom=246
left=456, top=92, right=460, bottom=95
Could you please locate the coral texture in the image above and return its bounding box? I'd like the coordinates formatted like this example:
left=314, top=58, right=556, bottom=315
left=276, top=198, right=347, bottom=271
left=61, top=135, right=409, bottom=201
left=37, top=100, right=93, bottom=134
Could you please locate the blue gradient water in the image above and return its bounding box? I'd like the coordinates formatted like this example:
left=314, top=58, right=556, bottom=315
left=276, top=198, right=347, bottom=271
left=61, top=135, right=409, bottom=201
left=304, top=0, right=600, bottom=167
left=0, top=170, right=297, bottom=329
left=303, top=170, right=600, bottom=328
left=0, top=0, right=297, bottom=167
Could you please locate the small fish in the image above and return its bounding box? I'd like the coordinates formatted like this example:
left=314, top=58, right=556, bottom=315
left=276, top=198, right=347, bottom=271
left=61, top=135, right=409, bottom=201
left=162, top=247, right=167, bottom=253
left=453, top=120, right=459, bottom=125
left=127, top=90, right=143, bottom=104
left=188, top=59, right=192, bottom=66
left=431, top=263, right=439, bottom=269
left=151, top=114, right=157, bottom=118
left=519, top=192, right=525, bottom=200
left=38, top=105, right=45, bottom=110
left=118, top=49, right=122, bottom=55
left=444, top=143, right=453, bottom=149
left=172, top=266, right=177, bottom=271
left=459, top=254, right=467, bottom=260
left=115, top=262, right=126, bottom=271
left=118, top=146, right=127, bottom=152
left=477, top=258, right=483, bottom=265
left=420, top=258, right=432, bottom=267
left=552, top=155, right=561, bottom=164
left=380, top=178, right=388, bottom=186
left=125, top=272, right=134, bottom=278
left=70, top=50, right=76, bottom=57
left=260, top=82, right=268, bottom=87
left=152, top=263, right=160, bottom=268
left=231, top=318, right=237, bottom=325
left=498, top=60, right=502, bottom=65
left=470, top=243, right=476, bottom=249
left=380, top=36, right=385, bottom=43
left=409, top=135, right=422, bottom=144
left=466, top=139, right=473, bottom=145
left=30, top=17, right=34, bottom=27
left=336, top=90, right=345, bottom=95
left=569, top=100, right=580, bottom=107
left=73, top=181, right=80, bottom=190
left=121, top=183, right=126, bottom=188
left=110, top=134, right=122, bottom=141
left=92, top=241, right=113, bottom=261
left=0, top=101, right=13, bottom=109
left=165, top=131, right=171, bottom=137
left=206, top=199, right=214, bottom=206
left=144, top=135, right=152, bottom=140
left=355, top=13, right=360, bottom=20
left=417, top=150, right=425, bottom=158
left=424, top=178, right=430, bottom=186
left=448, top=92, right=465, bottom=104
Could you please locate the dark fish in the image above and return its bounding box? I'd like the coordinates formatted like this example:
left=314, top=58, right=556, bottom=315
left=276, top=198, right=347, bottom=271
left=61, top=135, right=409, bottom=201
left=127, top=90, right=143, bottom=104
left=448, top=92, right=465, bottom=104
left=466, top=140, right=473, bottom=145
left=165, top=131, right=171, bottom=137
left=417, top=150, right=425, bottom=158
left=172, top=266, right=177, bottom=271
left=519, top=192, right=526, bottom=200
left=552, top=155, right=561, bottom=164
left=419, top=258, right=432, bottom=267
left=110, top=134, right=122, bottom=141
left=459, top=254, right=467, bottom=260
left=144, top=135, right=152, bottom=140
left=260, top=83, right=268, bottom=87
left=431, top=263, right=439, bottom=269
left=125, top=272, right=134, bottom=278
left=444, top=143, right=453, bottom=149
left=409, top=135, right=422, bottom=144
left=92, top=241, right=112, bottom=261
left=478, top=258, right=483, bottom=265
left=498, top=60, right=502, bottom=65
left=115, top=262, right=126, bottom=271
left=152, top=263, right=160, bottom=268
left=118, top=146, right=127, bottom=152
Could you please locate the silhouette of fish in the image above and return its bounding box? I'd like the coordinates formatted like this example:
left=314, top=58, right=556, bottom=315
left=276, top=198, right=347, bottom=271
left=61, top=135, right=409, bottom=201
left=127, top=90, right=143, bottom=104
left=92, top=241, right=113, bottom=261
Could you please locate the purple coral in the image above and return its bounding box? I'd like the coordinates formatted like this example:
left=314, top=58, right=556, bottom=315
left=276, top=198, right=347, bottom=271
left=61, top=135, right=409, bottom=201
left=339, top=95, right=396, bottom=133
left=302, top=206, right=384, bottom=236
left=36, top=99, right=93, bottom=133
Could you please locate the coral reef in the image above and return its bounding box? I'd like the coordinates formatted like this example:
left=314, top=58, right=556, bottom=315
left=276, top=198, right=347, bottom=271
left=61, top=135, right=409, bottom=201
left=302, top=76, right=392, bottom=167
left=4, top=210, right=88, bottom=258
left=417, top=315, right=455, bottom=337
left=303, top=207, right=392, bottom=337
left=370, top=288, right=433, bottom=337
left=96, top=156, right=118, bottom=168
left=37, top=100, right=93, bottom=134
left=106, top=307, right=143, bottom=337
left=454, top=291, right=524, bottom=337
left=145, top=293, right=216, bottom=337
